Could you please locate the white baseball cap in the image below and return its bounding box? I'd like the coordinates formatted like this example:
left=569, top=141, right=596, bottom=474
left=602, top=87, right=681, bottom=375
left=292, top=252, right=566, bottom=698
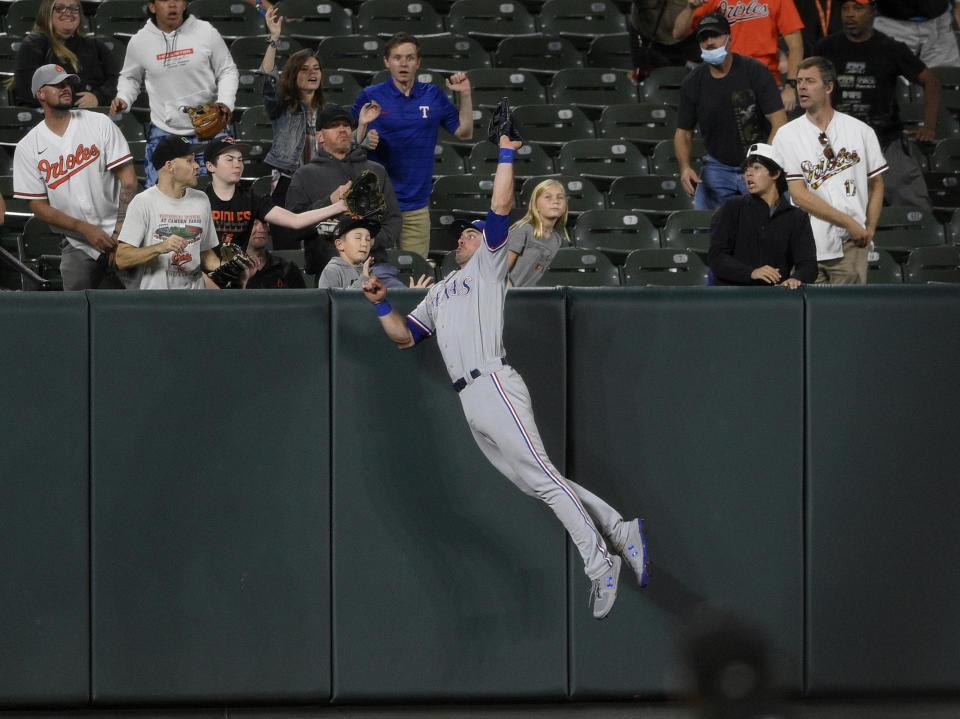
left=745, top=142, right=784, bottom=170
left=31, top=64, right=79, bottom=95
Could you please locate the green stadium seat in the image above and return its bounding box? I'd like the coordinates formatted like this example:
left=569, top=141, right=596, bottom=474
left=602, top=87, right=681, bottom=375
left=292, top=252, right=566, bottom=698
left=492, top=35, right=583, bottom=80
left=356, top=0, right=445, bottom=38
left=419, top=34, right=492, bottom=74
left=660, top=209, right=713, bottom=255
left=621, top=247, right=710, bottom=286
left=584, top=32, right=632, bottom=71
left=598, top=103, right=677, bottom=151
left=537, top=0, right=628, bottom=50
left=511, top=104, right=595, bottom=148
left=548, top=67, right=638, bottom=116
left=556, top=138, right=648, bottom=186
left=467, top=141, right=555, bottom=179
left=903, top=244, right=960, bottom=283
left=446, top=0, right=538, bottom=51
left=464, top=67, right=546, bottom=110
left=274, top=0, right=354, bottom=40
left=386, top=248, right=435, bottom=285
left=540, top=246, right=620, bottom=286
left=866, top=248, right=904, bottom=284
left=572, top=209, right=659, bottom=263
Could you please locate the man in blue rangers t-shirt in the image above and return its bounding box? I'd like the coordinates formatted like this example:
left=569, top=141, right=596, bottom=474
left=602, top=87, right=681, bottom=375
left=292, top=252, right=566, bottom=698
left=351, top=32, right=474, bottom=260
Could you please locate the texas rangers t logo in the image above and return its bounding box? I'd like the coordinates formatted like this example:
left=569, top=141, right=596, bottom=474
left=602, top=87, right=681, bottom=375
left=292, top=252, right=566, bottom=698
left=420, top=105, right=430, bottom=119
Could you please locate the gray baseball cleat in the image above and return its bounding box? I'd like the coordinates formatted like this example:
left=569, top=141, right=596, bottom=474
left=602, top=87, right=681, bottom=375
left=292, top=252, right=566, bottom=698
left=589, top=556, right=621, bottom=620
left=619, top=518, right=650, bottom=588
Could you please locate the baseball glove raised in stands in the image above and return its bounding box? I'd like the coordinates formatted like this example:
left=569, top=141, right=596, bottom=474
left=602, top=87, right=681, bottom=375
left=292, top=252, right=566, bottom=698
left=208, top=243, right=253, bottom=288
left=183, top=102, right=232, bottom=141
left=341, top=170, right=385, bottom=222
left=487, top=96, right=523, bottom=145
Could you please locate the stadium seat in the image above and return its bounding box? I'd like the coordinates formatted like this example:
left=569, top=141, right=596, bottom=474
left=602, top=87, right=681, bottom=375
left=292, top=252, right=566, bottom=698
left=548, top=67, right=637, bottom=115
left=464, top=68, right=547, bottom=110
left=929, top=137, right=960, bottom=172
left=187, top=0, right=263, bottom=40
left=866, top=248, right=904, bottom=284
left=430, top=174, right=495, bottom=216
left=903, top=244, right=960, bottom=283
left=598, top=103, right=678, bottom=150
left=86, top=106, right=146, bottom=141
left=17, top=216, right=63, bottom=289
left=0, top=105, right=43, bottom=147
left=584, top=32, right=632, bottom=71
left=235, top=104, right=273, bottom=158
left=434, top=142, right=466, bottom=178
left=277, top=0, right=354, bottom=40
left=572, top=209, right=659, bottom=263
left=467, top=141, right=554, bottom=178
left=900, top=101, right=959, bottom=139
left=3, top=0, right=42, bottom=36
left=607, top=174, right=693, bottom=225
left=93, top=0, right=150, bottom=39
left=446, top=0, right=538, bottom=51
left=511, top=104, right=595, bottom=148
left=419, top=34, right=492, bottom=74
left=556, top=138, right=648, bottom=186
left=537, top=0, right=628, bottom=50
left=0, top=35, right=24, bottom=83
left=649, top=137, right=704, bottom=175
left=660, top=209, right=713, bottom=255
left=356, top=0, right=445, bottom=38
left=492, top=35, right=583, bottom=80
left=270, top=248, right=313, bottom=287
left=317, top=36, right=385, bottom=81
left=872, top=206, right=945, bottom=258
left=323, top=71, right=363, bottom=109
left=639, top=65, right=689, bottom=106
left=620, top=247, right=710, bottom=286
left=430, top=210, right=463, bottom=253
left=127, top=139, right=147, bottom=185
left=234, top=71, right=266, bottom=112
left=438, top=106, right=492, bottom=149
left=539, top=247, right=620, bottom=286
left=229, top=36, right=305, bottom=73
left=250, top=175, right=273, bottom=199
left=925, top=171, right=960, bottom=217
left=0, top=149, right=12, bottom=175
left=386, top=248, right=435, bottom=285
left=0, top=174, right=34, bottom=233
left=519, top=175, right=605, bottom=216
left=923, top=66, right=960, bottom=121
left=947, top=207, right=960, bottom=244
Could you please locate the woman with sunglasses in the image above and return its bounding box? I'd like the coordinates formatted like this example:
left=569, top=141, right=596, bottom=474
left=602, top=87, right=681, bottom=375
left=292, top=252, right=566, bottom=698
left=12, top=0, right=119, bottom=108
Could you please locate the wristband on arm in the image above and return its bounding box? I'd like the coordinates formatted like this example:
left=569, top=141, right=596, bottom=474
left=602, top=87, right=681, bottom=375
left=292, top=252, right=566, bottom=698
left=498, top=148, right=515, bottom=164
left=375, top=300, right=393, bottom=317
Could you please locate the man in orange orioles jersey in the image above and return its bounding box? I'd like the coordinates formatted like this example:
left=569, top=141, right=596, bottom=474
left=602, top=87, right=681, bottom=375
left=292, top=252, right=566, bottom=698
left=674, top=0, right=805, bottom=112
left=13, top=64, right=138, bottom=290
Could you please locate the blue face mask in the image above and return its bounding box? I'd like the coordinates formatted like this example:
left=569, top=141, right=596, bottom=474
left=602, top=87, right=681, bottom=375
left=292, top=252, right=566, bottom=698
left=701, top=45, right=728, bottom=65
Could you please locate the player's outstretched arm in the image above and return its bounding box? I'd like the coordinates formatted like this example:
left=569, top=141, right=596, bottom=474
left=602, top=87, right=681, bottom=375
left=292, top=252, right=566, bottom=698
left=362, top=276, right=416, bottom=349
left=491, top=135, right=522, bottom=216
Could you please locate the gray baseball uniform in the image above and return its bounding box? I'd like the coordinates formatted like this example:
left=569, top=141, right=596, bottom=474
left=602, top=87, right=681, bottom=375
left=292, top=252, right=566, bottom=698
left=405, top=210, right=628, bottom=581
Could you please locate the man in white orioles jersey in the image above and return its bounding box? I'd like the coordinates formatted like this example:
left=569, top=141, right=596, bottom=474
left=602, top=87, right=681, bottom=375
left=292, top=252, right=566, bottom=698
left=361, top=127, right=651, bottom=620
left=14, top=64, right=138, bottom=290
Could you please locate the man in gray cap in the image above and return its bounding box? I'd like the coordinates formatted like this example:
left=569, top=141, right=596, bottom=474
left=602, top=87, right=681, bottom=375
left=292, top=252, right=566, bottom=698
left=285, top=104, right=403, bottom=286
left=674, top=13, right=787, bottom=210
left=13, top=63, right=138, bottom=289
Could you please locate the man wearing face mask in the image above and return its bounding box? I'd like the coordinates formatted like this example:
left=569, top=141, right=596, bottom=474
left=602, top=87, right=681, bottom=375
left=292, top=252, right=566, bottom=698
left=674, top=13, right=788, bottom=210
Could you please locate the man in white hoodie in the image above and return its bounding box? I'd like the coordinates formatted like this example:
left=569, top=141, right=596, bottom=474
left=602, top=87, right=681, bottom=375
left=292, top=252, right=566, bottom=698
left=109, top=0, right=238, bottom=188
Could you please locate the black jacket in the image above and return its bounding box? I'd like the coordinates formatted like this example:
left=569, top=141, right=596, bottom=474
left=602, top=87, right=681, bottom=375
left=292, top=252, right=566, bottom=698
left=14, top=32, right=119, bottom=107
left=708, top=194, right=818, bottom=286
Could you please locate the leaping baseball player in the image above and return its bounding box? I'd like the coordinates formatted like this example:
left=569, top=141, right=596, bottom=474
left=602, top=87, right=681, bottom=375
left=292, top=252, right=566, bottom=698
left=362, top=100, right=650, bottom=619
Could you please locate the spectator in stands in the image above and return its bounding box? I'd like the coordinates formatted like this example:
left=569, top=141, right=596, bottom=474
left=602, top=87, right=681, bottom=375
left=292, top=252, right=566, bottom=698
left=628, top=0, right=700, bottom=80
left=317, top=215, right=378, bottom=290
left=708, top=142, right=817, bottom=287
left=115, top=135, right=221, bottom=289
left=674, top=13, right=787, bottom=210
left=673, top=0, right=805, bottom=112
left=13, top=65, right=137, bottom=291
left=817, top=0, right=940, bottom=211
left=873, top=0, right=960, bottom=69
left=11, top=0, right=119, bottom=108
left=258, top=6, right=379, bottom=248
left=351, top=32, right=475, bottom=259
left=773, top=56, right=887, bottom=284
left=109, top=0, right=239, bottom=188
left=506, top=179, right=571, bottom=287
left=202, top=136, right=350, bottom=250
left=797, top=0, right=843, bottom=57
left=285, top=105, right=404, bottom=287
left=244, top=218, right=306, bottom=289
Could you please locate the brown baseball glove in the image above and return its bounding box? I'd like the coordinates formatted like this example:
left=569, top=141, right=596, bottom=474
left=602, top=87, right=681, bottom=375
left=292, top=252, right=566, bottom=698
left=183, top=102, right=232, bottom=140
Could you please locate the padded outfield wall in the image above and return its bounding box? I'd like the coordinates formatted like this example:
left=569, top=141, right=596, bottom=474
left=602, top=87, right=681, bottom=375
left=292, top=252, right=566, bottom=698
left=0, top=286, right=957, bottom=706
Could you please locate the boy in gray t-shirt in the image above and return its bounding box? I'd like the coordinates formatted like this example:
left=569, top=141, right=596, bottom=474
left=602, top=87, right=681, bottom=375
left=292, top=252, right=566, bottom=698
left=317, top=216, right=380, bottom=289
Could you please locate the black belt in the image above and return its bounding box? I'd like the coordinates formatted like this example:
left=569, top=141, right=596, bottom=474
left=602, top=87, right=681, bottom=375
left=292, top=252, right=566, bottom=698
left=452, top=358, right=506, bottom=393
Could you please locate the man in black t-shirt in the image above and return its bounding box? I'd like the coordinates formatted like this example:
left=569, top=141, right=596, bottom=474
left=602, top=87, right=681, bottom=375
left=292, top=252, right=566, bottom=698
left=202, top=137, right=349, bottom=251
left=817, top=0, right=942, bottom=209
left=674, top=12, right=787, bottom=210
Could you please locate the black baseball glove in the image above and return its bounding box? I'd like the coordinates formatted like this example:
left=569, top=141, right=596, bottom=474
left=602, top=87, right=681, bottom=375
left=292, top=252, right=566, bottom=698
left=342, top=170, right=385, bottom=222
left=487, top=96, right=523, bottom=145
left=208, top=243, right=254, bottom=288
